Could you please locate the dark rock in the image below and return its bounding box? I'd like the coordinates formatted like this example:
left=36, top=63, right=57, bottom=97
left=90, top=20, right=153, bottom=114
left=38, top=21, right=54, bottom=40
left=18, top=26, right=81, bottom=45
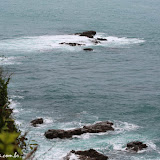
left=30, top=118, right=43, bottom=127
left=45, top=121, right=114, bottom=139
left=83, top=48, right=93, bottom=51
left=90, top=39, right=101, bottom=45
left=75, top=31, right=96, bottom=38
left=126, top=141, right=148, bottom=152
left=59, top=42, right=85, bottom=46
left=83, top=121, right=114, bottom=133
left=97, top=38, right=107, bottom=41
left=44, top=129, right=72, bottom=139
left=64, top=149, right=108, bottom=160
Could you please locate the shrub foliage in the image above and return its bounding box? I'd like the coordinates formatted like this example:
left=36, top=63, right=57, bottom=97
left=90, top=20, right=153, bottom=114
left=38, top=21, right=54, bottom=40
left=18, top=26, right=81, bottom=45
left=0, top=68, right=23, bottom=160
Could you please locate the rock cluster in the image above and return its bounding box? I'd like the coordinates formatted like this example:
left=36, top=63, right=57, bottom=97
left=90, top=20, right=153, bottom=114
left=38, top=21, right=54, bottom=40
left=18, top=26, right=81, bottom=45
left=59, top=31, right=107, bottom=51
left=45, top=121, right=114, bottom=139
left=30, top=118, right=43, bottom=127
left=75, top=31, right=97, bottom=38
left=75, top=31, right=107, bottom=41
left=126, top=141, right=148, bottom=152
left=83, top=48, right=93, bottom=51
left=59, top=42, right=85, bottom=46
left=97, top=38, right=107, bottom=41
left=64, top=149, right=108, bottom=160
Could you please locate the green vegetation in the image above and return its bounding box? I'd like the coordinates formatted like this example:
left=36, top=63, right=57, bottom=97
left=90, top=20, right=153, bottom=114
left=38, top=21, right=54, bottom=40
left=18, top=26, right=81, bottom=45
left=0, top=68, right=23, bottom=159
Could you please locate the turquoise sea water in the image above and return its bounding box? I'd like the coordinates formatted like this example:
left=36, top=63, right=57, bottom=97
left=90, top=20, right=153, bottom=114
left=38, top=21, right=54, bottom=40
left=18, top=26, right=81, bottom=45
left=1, top=0, right=160, bottom=159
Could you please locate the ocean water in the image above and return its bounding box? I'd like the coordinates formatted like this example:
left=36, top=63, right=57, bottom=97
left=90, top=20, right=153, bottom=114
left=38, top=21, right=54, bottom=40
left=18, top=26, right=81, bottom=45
left=1, top=0, right=160, bottom=159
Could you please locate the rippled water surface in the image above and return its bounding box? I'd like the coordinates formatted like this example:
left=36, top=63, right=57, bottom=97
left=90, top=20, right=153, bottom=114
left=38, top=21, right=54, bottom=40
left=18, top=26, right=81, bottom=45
left=1, top=0, right=160, bottom=159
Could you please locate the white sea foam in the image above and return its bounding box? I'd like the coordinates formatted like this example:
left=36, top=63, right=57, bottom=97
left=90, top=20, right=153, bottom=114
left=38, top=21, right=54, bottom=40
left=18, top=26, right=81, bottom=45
left=31, top=117, right=54, bottom=125
left=13, top=108, right=20, bottom=113
left=125, top=141, right=157, bottom=154
left=58, top=120, right=139, bottom=140
left=0, top=56, right=21, bottom=65
left=27, top=120, right=159, bottom=160
left=0, top=33, right=145, bottom=53
left=10, top=95, right=24, bottom=99
left=30, top=120, right=159, bottom=160
left=95, top=33, right=145, bottom=47
left=67, top=153, right=79, bottom=160
left=146, top=141, right=160, bottom=154
left=44, top=117, right=54, bottom=124
left=107, top=130, right=158, bottom=154
left=9, top=99, right=20, bottom=108
left=57, top=121, right=85, bottom=130
left=33, top=117, right=54, bottom=128
left=114, top=121, right=140, bottom=134
left=73, top=133, right=91, bottom=139
left=15, top=120, right=23, bottom=126
left=34, top=145, right=70, bottom=160
left=9, top=99, right=23, bottom=115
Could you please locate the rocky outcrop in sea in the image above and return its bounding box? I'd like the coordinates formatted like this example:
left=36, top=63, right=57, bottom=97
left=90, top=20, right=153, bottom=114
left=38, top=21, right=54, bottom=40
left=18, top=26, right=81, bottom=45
left=30, top=118, right=44, bottom=127
left=64, top=149, right=108, bottom=160
left=126, top=141, right=148, bottom=152
left=45, top=121, right=114, bottom=139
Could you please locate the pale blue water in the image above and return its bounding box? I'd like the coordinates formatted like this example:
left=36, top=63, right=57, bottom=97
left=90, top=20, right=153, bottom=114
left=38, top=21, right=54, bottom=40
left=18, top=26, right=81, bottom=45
left=1, top=0, right=160, bottom=159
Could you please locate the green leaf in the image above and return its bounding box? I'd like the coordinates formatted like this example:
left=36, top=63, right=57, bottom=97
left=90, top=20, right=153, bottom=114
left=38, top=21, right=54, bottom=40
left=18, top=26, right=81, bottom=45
left=0, top=143, right=4, bottom=150
left=5, top=144, right=14, bottom=154
left=0, top=132, right=20, bottom=144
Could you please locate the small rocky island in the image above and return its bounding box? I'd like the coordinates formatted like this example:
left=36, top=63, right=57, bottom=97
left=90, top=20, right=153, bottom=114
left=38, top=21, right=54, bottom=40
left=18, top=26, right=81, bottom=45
left=83, top=48, right=93, bottom=51
left=45, top=121, right=114, bottom=139
left=64, top=149, right=108, bottom=160
left=75, top=31, right=97, bottom=38
left=30, top=118, right=44, bottom=127
left=126, top=141, right=148, bottom=152
left=59, top=31, right=108, bottom=50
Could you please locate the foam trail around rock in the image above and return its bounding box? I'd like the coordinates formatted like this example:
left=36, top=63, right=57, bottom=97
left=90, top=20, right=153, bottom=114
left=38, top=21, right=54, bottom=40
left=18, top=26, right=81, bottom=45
left=0, top=33, right=145, bottom=52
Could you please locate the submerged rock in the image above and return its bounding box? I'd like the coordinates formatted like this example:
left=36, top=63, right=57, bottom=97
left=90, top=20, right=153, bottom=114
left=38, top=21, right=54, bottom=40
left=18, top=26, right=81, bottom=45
left=75, top=31, right=96, bottom=38
left=90, top=39, right=101, bottom=45
left=59, top=42, right=85, bottom=46
left=83, top=48, right=93, bottom=51
left=97, top=38, right=107, bottom=41
left=64, top=149, right=108, bottom=160
left=30, top=118, right=43, bottom=127
left=126, top=141, right=148, bottom=152
left=45, top=121, right=114, bottom=139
